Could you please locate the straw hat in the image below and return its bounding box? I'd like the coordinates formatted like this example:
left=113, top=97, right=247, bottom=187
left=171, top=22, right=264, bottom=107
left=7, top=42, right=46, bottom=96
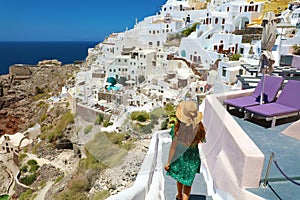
left=175, top=101, right=202, bottom=128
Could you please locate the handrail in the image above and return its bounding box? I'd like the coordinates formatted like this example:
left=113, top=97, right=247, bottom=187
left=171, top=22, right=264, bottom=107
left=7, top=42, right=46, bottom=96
left=263, top=152, right=274, bottom=187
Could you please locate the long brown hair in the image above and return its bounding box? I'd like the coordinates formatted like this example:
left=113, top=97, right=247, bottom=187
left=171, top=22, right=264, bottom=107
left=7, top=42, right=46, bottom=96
left=174, top=120, right=206, bottom=146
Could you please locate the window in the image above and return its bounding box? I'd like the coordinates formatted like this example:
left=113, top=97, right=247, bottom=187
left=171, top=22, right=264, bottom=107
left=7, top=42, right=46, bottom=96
left=240, top=48, right=244, bottom=54
left=222, top=19, right=225, bottom=24
left=215, top=18, right=218, bottom=24
left=149, top=42, right=153, bottom=46
left=222, top=67, right=226, bottom=77
left=227, top=7, right=229, bottom=12
left=109, top=69, right=112, bottom=72
left=244, top=6, right=247, bottom=12
left=149, top=30, right=151, bottom=34
left=113, top=69, right=116, bottom=72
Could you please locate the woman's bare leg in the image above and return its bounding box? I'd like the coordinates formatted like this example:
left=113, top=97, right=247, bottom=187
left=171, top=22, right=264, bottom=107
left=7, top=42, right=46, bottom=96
left=176, top=181, right=183, bottom=199
left=182, top=185, right=191, bottom=200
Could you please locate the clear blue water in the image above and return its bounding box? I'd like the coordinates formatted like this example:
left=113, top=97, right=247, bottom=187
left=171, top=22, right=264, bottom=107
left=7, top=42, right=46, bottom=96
left=0, top=41, right=99, bottom=75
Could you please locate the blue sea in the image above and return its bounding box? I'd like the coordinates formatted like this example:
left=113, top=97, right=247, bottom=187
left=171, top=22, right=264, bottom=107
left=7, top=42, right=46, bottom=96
left=0, top=41, right=99, bottom=75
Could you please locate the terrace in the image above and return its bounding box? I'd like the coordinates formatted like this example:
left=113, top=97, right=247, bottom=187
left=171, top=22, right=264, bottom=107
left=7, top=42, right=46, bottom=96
left=107, top=79, right=300, bottom=200
left=217, top=85, right=300, bottom=199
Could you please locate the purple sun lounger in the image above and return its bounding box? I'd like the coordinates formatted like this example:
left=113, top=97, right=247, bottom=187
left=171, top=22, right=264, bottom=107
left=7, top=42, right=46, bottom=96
left=245, top=80, right=300, bottom=128
left=224, top=75, right=284, bottom=111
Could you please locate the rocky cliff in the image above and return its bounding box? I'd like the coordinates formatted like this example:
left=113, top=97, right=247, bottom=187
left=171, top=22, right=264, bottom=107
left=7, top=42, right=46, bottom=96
left=0, top=62, right=79, bottom=136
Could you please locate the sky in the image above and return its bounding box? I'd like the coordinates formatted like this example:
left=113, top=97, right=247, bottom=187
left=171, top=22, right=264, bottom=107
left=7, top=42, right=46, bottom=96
left=0, top=0, right=167, bottom=41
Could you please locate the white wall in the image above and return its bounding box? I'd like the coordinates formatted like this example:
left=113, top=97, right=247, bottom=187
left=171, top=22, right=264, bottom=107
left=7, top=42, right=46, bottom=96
left=202, top=92, right=265, bottom=200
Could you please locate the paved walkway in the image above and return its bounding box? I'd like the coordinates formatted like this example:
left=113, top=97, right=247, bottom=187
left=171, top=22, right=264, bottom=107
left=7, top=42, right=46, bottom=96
left=162, top=140, right=212, bottom=200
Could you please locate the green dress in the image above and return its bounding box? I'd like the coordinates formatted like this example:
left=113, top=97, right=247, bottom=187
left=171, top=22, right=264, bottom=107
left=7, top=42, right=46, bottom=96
left=166, top=126, right=201, bottom=186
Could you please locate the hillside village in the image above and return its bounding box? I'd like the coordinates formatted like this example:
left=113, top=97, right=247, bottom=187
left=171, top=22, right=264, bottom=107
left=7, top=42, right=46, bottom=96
left=1, top=0, right=300, bottom=199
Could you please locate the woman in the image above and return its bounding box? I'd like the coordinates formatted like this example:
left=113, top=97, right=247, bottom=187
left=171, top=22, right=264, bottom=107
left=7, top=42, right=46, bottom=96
left=164, top=101, right=206, bottom=200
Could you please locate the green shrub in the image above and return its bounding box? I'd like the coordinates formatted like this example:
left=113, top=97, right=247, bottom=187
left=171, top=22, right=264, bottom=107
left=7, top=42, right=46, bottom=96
left=92, top=190, right=110, bottom=200
left=95, top=114, right=104, bottom=125
left=54, top=174, right=65, bottom=184
left=104, top=132, right=125, bottom=145
left=69, top=175, right=89, bottom=191
left=27, top=159, right=38, bottom=166
left=84, top=125, right=93, bottom=134
left=83, top=132, right=128, bottom=169
left=182, top=23, right=199, bottom=37
left=39, top=180, right=46, bottom=188
left=20, top=165, right=28, bottom=173
left=79, top=149, right=106, bottom=170
left=103, top=120, right=113, bottom=127
left=56, top=190, right=88, bottom=200
left=130, top=111, right=150, bottom=122
left=19, top=153, right=27, bottom=162
left=136, top=115, right=147, bottom=122
left=20, top=174, right=37, bottom=186
left=38, top=100, right=46, bottom=107
left=35, top=86, right=45, bottom=94
left=47, top=110, right=74, bottom=142
left=19, top=189, right=33, bottom=200
left=29, top=164, right=40, bottom=173
left=229, top=53, right=242, bottom=61
left=40, top=113, right=47, bottom=122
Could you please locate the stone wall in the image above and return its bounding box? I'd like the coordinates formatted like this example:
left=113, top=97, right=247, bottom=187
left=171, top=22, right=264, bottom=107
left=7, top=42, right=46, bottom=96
left=76, top=103, right=111, bottom=122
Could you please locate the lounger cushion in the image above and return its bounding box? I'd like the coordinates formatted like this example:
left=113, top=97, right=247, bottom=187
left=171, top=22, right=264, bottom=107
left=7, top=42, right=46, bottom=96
left=224, top=76, right=283, bottom=109
left=276, top=80, right=300, bottom=110
left=245, top=103, right=299, bottom=117
left=224, top=96, right=259, bottom=109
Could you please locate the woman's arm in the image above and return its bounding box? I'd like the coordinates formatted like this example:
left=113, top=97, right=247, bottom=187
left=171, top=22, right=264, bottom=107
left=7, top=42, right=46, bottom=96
left=164, top=138, right=177, bottom=171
